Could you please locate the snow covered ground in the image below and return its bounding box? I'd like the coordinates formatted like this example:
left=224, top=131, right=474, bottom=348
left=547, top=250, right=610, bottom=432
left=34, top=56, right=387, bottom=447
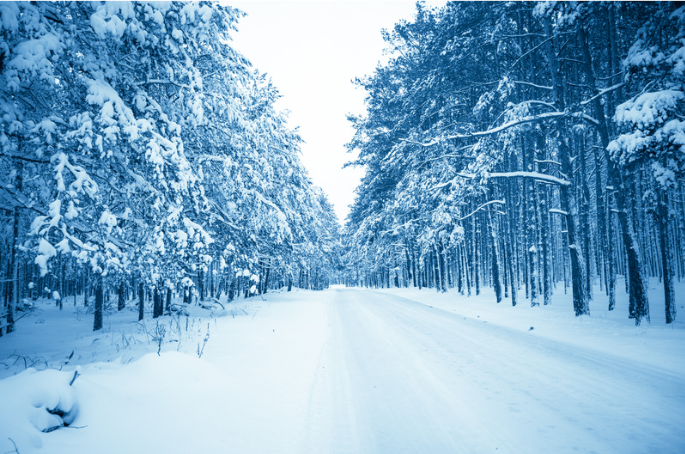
left=0, top=280, right=683, bottom=453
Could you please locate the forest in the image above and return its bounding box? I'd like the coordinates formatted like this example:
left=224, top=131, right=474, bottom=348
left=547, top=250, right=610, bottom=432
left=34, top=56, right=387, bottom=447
left=342, top=1, right=684, bottom=325
left=0, top=2, right=340, bottom=335
left=1, top=3, right=683, bottom=453
left=1, top=1, right=684, bottom=339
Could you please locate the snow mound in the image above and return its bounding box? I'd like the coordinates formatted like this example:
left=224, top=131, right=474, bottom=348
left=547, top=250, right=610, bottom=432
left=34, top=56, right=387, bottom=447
left=0, top=368, right=79, bottom=449
left=0, top=352, right=232, bottom=454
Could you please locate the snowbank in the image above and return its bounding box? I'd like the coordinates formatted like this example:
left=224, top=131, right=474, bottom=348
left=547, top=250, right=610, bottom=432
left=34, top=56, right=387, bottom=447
left=0, top=289, right=328, bottom=454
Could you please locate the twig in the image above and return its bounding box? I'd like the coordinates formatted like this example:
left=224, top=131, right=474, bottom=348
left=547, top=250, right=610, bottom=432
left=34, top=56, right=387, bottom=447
left=5, top=437, right=20, bottom=454
left=69, top=370, right=80, bottom=386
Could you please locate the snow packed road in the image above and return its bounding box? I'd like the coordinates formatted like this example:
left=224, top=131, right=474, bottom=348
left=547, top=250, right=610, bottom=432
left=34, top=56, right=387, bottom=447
left=298, top=289, right=683, bottom=454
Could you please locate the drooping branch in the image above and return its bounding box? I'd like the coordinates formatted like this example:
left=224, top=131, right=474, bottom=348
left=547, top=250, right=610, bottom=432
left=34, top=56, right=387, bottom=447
left=410, top=111, right=569, bottom=147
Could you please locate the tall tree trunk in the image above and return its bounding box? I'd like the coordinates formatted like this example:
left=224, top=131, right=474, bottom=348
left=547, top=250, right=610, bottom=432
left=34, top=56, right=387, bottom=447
left=507, top=180, right=519, bottom=307
left=545, top=17, right=588, bottom=316
left=472, top=215, right=480, bottom=296
left=7, top=177, right=21, bottom=333
left=534, top=133, right=552, bottom=306
left=578, top=135, right=593, bottom=299
left=657, top=190, right=676, bottom=323
left=577, top=21, right=649, bottom=323
left=488, top=207, right=503, bottom=303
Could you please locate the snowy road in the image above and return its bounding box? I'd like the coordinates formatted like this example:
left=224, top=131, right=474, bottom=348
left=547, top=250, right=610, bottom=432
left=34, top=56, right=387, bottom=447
left=304, top=289, right=684, bottom=454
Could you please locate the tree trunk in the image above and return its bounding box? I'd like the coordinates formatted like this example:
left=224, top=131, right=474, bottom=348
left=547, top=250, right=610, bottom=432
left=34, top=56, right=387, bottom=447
left=472, top=215, right=480, bottom=296
left=198, top=269, right=204, bottom=302
left=488, top=207, right=503, bottom=303
left=84, top=268, right=89, bottom=307
left=118, top=282, right=125, bottom=311
left=153, top=286, right=161, bottom=318
left=657, top=190, right=676, bottom=323
left=59, top=255, right=64, bottom=311
left=166, top=287, right=172, bottom=315
left=94, top=274, right=104, bottom=331
left=545, top=17, right=588, bottom=316
left=7, top=198, right=21, bottom=334
left=263, top=259, right=271, bottom=294
left=138, top=282, right=144, bottom=321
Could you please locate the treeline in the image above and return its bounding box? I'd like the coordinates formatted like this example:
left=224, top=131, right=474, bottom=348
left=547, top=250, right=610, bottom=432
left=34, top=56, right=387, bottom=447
left=343, top=2, right=684, bottom=324
left=0, top=2, right=339, bottom=334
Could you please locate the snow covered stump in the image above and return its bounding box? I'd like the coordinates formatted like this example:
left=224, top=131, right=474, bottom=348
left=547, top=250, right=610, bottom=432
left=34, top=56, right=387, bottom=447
left=0, top=368, right=80, bottom=450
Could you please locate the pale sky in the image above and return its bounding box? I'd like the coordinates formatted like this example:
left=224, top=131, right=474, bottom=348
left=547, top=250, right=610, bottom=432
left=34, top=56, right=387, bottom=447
left=229, top=1, right=440, bottom=223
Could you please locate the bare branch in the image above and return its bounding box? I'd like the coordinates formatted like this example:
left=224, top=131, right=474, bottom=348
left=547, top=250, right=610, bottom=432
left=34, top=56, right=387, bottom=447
left=140, top=79, right=193, bottom=90
left=535, top=159, right=562, bottom=166
left=1, top=154, right=50, bottom=164
left=580, top=82, right=625, bottom=106
left=511, top=36, right=555, bottom=68
left=512, top=81, right=553, bottom=91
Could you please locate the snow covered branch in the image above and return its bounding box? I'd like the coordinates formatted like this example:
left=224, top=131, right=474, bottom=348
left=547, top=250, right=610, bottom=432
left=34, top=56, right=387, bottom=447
left=487, top=171, right=571, bottom=186
left=579, top=82, right=625, bottom=106
left=456, top=200, right=505, bottom=222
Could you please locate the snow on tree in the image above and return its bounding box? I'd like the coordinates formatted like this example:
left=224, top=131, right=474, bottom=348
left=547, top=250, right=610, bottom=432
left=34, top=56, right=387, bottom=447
left=342, top=1, right=680, bottom=327
left=608, top=5, right=685, bottom=324
left=0, top=2, right=339, bottom=334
